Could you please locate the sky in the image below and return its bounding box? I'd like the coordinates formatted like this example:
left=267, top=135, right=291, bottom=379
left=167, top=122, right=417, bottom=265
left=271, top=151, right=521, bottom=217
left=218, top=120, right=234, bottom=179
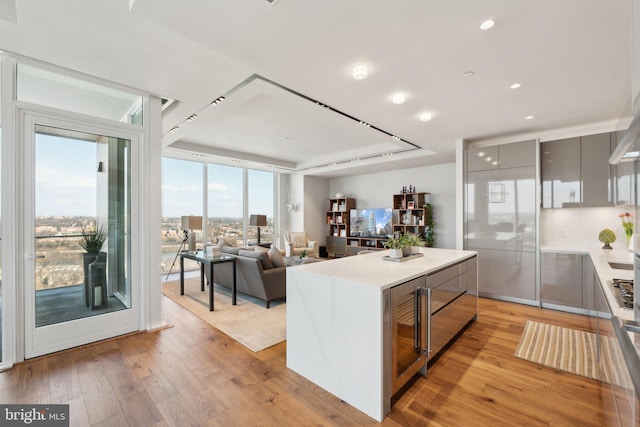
left=36, top=133, right=97, bottom=217
left=33, top=133, right=275, bottom=219
left=162, top=158, right=274, bottom=219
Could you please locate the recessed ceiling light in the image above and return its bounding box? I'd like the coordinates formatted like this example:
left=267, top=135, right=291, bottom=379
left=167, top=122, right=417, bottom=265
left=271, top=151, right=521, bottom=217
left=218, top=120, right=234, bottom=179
left=463, top=71, right=475, bottom=78
left=477, top=152, right=485, bottom=157
left=525, top=115, right=534, bottom=120
left=392, top=93, right=406, bottom=104
left=352, top=66, right=368, bottom=80
left=419, top=113, right=432, bottom=122
left=480, top=20, right=495, bottom=30
left=510, top=83, right=521, bottom=89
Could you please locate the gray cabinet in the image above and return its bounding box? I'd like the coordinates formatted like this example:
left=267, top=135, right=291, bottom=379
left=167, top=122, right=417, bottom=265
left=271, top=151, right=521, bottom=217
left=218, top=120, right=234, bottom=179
left=613, top=129, right=634, bottom=206
left=326, top=236, right=346, bottom=257
left=467, top=140, right=535, bottom=172
left=540, top=252, right=583, bottom=308
left=540, top=251, right=595, bottom=311
left=498, top=140, right=536, bottom=168
left=467, top=145, right=499, bottom=172
left=541, top=137, right=581, bottom=208
left=475, top=248, right=536, bottom=301
left=427, top=257, right=478, bottom=361
left=541, top=133, right=613, bottom=208
left=581, top=133, right=612, bottom=207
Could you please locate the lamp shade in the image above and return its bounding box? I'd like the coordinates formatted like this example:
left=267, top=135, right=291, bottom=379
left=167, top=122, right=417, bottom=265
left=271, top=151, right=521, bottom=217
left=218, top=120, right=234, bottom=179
left=250, top=214, right=267, bottom=227
left=181, top=215, right=203, bottom=230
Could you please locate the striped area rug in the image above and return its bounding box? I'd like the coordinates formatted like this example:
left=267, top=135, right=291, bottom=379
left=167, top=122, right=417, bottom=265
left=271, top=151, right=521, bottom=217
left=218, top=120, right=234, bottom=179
left=515, top=320, right=632, bottom=388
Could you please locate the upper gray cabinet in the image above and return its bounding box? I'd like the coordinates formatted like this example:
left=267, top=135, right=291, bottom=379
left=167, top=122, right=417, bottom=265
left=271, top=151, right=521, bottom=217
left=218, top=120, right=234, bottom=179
left=467, top=140, right=535, bottom=172
left=580, top=133, right=612, bottom=207
left=613, top=129, right=633, bottom=206
left=467, top=145, right=499, bottom=172
left=541, top=137, right=581, bottom=208
left=541, top=132, right=613, bottom=208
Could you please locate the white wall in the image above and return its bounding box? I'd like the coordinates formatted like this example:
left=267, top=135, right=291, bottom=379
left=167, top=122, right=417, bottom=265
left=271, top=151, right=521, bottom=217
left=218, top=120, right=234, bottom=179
left=281, top=173, right=330, bottom=247
left=329, top=163, right=457, bottom=249
left=303, top=175, right=330, bottom=246
left=541, top=206, right=633, bottom=250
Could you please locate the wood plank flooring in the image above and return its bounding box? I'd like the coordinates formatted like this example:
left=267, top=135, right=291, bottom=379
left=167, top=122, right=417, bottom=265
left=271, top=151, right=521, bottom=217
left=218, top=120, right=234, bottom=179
left=0, top=297, right=616, bottom=426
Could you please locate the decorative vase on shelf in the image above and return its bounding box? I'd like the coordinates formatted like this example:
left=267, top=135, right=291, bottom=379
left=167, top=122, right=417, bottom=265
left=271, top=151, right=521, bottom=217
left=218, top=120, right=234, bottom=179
left=628, top=234, right=634, bottom=252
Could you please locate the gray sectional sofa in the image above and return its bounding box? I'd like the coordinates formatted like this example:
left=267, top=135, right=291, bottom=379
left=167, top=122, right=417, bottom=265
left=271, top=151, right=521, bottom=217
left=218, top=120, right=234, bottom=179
left=204, top=246, right=286, bottom=308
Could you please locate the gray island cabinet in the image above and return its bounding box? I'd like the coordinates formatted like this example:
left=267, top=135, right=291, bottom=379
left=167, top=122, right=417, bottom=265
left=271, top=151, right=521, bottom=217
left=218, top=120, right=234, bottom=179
left=286, top=248, right=478, bottom=422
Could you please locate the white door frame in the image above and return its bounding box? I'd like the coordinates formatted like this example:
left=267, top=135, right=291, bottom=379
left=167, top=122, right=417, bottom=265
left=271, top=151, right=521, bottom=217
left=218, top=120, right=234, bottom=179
left=19, top=109, right=142, bottom=359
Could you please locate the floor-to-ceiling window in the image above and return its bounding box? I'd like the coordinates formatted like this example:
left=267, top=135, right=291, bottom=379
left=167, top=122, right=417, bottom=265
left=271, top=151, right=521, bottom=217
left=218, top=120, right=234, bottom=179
left=208, top=163, right=244, bottom=242
left=247, top=169, right=275, bottom=245
left=160, top=159, right=278, bottom=273
left=161, top=158, right=203, bottom=275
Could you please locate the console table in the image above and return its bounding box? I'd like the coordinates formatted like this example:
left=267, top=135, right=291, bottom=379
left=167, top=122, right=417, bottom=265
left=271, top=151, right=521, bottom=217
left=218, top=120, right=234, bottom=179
left=180, top=251, right=236, bottom=311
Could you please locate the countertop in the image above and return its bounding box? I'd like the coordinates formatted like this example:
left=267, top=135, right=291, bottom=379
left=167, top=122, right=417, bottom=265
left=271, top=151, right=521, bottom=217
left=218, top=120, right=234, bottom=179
left=291, top=247, right=477, bottom=290
left=541, top=242, right=634, bottom=319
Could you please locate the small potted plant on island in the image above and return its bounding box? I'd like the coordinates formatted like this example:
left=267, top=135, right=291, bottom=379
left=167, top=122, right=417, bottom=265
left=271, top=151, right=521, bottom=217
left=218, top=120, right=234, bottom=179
left=384, top=232, right=411, bottom=258
left=404, top=233, right=425, bottom=255
left=299, top=249, right=308, bottom=261
left=79, top=224, right=108, bottom=308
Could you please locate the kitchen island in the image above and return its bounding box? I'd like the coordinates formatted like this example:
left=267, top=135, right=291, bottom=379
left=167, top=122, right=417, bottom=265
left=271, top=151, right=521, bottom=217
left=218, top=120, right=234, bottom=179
left=286, top=247, right=477, bottom=422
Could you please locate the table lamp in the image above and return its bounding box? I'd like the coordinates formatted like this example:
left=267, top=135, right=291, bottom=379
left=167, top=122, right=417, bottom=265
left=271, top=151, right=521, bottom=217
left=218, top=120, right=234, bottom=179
left=250, top=214, right=267, bottom=245
left=181, top=215, right=203, bottom=252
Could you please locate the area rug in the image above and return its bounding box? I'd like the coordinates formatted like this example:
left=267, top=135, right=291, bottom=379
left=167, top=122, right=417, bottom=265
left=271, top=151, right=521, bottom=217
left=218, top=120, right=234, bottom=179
left=515, top=320, right=631, bottom=388
left=162, top=278, right=286, bottom=352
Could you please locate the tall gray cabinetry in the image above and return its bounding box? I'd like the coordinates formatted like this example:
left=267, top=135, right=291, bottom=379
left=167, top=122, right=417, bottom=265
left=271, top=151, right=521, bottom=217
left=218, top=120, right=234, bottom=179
left=464, top=140, right=537, bottom=302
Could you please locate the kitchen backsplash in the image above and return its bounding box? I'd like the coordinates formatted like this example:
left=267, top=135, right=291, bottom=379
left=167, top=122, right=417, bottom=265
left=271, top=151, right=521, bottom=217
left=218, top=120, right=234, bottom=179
left=540, top=207, right=634, bottom=249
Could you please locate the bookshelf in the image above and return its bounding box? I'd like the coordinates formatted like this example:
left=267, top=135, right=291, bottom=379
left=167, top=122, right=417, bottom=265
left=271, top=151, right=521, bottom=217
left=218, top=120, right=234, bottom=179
left=392, top=192, right=433, bottom=246
left=326, top=197, right=355, bottom=256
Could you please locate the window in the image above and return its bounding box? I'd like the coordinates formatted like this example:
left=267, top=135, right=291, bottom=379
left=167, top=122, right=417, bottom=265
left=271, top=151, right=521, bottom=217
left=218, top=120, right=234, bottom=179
left=17, top=64, right=143, bottom=125
left=161, top=158, right=203, bottom=274
left=208, top=164, right=243, bottom=243
left=248, top=169, right=275, bottom=244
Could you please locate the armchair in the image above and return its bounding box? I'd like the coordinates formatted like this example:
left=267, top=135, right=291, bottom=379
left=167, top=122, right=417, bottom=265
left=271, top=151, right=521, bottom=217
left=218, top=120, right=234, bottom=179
left=284, top=231, right=318, bottom=258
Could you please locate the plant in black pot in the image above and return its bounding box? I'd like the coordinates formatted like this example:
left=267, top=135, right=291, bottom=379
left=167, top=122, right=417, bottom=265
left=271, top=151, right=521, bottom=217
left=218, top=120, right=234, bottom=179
left=79, top=224, right=108, bottom=308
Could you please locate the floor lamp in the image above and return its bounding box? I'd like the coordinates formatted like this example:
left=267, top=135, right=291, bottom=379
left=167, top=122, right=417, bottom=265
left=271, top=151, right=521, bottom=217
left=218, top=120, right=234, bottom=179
left=181, top=215, right=203, bottom=252
left=250, top=214, right=267, bottom=245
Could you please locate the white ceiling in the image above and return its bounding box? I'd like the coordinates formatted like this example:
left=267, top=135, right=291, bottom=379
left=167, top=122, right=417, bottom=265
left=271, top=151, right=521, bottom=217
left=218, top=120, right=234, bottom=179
left=0, top=0, right=632, bottom=176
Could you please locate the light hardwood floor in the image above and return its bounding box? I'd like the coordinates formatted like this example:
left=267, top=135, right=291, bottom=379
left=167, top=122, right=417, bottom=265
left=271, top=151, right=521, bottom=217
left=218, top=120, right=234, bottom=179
left=0, top=297, right=616, bottom=426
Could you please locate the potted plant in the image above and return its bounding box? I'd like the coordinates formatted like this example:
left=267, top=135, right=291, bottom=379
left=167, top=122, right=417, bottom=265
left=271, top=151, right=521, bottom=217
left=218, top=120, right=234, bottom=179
left=384, top=233, right=410, bottom=258
left=405, top=233, right=424, bottom=255
left=299, top=249, right=308, bottom=260
left=79, top=224, right=108, bottom=307
left=423, top=203, right=435, bottom=247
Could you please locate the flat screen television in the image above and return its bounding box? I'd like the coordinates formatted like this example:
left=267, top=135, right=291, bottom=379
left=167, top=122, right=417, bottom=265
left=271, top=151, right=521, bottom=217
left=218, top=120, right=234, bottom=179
left=350, top=208, right=393, bottom=238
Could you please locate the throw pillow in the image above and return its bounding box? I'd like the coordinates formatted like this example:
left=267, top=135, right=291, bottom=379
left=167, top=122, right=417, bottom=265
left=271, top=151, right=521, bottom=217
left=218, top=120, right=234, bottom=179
left=254, top=245, right=269, bottom=253
left=291, top=233, right=307, bottom=248
left=217, top=236, right=237, bottom=247
left=238, top=249, right=273, bottom=270
left=268, top=246, right=286, bottom=268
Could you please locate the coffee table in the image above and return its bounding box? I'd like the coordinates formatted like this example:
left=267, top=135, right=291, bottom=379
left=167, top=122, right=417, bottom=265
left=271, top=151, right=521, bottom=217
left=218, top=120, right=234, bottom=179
left=180, top=250, right=236, bottom=311
left=283, top=256, right=327, bottom=266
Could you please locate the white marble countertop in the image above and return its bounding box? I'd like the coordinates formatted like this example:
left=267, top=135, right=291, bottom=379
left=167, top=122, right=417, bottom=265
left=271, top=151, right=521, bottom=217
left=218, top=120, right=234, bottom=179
left=292, top=247, right=477, bottom=290
left=541, top=242, right=634, bottom=320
